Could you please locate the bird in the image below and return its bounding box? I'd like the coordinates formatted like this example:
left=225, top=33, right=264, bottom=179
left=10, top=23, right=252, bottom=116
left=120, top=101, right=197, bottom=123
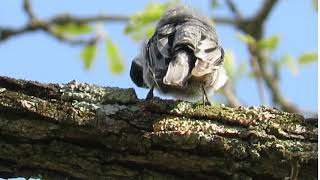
left=130, top=6, right=227, bottom=105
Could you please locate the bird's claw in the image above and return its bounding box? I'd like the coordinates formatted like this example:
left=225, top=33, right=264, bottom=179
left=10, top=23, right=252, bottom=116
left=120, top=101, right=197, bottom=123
left=146, top=87, right=154, bottom=100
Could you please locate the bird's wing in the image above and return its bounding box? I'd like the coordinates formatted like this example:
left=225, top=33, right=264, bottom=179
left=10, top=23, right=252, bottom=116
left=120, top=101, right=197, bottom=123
left=156, top=23, right=176, bottom=58
left=161, top=22, right=202, bottom=87
left=130, top=57, right=148, bottom=88
left=146, top=29, right=173, bottom=87
left=172, top=22, right=201, bottom=51
left=192, top=31, right=224, bottom=77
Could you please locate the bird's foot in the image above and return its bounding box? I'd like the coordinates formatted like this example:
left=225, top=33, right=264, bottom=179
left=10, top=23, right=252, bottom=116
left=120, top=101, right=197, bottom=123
left=202, top=95, right=212, bottom=106
left=146, top=87, right=154, bottom=100
left=202, top=84, right=212, bottom=106
left=203, top=99, right=212, bottom=106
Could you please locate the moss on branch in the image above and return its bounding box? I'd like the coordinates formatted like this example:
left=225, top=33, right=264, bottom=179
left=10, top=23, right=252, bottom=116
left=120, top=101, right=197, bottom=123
left=0, top=76, right=317, bottom=180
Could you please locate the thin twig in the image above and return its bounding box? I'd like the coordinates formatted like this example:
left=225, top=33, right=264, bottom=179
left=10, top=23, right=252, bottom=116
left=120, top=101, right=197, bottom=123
left=251, top=55, right=267, bottom=105
left=225, top=0, right=242, bottom=19
left=222, top=82, right=242, bottom=107
left=223, top=0, right=299, bottom=112
left=248, top=44, right=299, bottom=112
left=0, top=14, right=238, bottom=44
left=212, top=17, right=237, bottom=25
left=50, top=14, right=130, bottom=25
left=254, top=0, right=278, bottom=23
left=23, top=0, right=35, bottom=20
left=0, top=0, right=239, bottom=43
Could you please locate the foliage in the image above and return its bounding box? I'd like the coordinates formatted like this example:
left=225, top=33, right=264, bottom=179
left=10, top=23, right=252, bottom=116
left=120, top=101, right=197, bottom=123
left=51, top=1, right=318, bottom=81
left=278, top=54, right=298, bottom=75
left=106, top=38, right=124, bottom=74
left=236, top=33, right=280, bottom=51
left=312, top=0, right=318, bottom=12
left=124, top=0, right=179, bottom=41
left=298, top=52, right=318, bottom=64
left=80, top=43, right=96, bottom=70
left=236, top=33, right=255, bottom=45
left=236, top=32, right=317, bottom=78
left=52, top=1, right=178, bottom=74
left=257, top=35, right=279, bottom=50
left=224, top=50, right=247, bottom=83
left=53, top=22, right=126, bottom=73
left=210, top=0, right=221, bottom=8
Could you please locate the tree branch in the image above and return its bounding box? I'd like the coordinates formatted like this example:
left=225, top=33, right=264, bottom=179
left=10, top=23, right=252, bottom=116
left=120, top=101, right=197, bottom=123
left=212, top=17, right=237, bottom=25
left=222, top=0, right=299, bottom=112
left=50, top=14, right=130, bottom=24
left=254, top=0, right=278, bottom=23
left=248, top=45, right=300, bottom=113
left=0, top=76, right=317, bottom=179
left=0, top=1, right=126, bottom=44
left=0, top=14, right=237, bottom=43
left=250, top=53, right=267, bottom=105
left=0, top=13, right=129, bottom=44
left=225, top=0, right=242, bottom=19
left=222, top=82, right=242, bottom=107
left=232, top=0, right=278, bottom=39
left=241, top=0, right=299, bottom=112
left=23, top=0, right=35, bottom=20
left=0, top=0, right=240, bottom=44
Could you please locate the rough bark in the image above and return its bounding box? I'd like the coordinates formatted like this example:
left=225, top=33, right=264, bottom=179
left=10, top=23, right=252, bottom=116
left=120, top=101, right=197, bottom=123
left=0, top=76, right=317, bottom=180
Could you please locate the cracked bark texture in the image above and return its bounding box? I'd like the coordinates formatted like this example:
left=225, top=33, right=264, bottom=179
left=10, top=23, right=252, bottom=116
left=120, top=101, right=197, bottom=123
left=0, top=76, right=317, bottom=180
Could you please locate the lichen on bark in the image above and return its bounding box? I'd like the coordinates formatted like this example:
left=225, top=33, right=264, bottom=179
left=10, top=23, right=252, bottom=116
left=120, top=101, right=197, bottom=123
left=0, top=76, right=317, bottom=180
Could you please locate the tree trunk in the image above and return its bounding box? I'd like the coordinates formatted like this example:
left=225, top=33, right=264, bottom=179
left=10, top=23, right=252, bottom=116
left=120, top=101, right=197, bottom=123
left=0, top=76, right=317, bottom=180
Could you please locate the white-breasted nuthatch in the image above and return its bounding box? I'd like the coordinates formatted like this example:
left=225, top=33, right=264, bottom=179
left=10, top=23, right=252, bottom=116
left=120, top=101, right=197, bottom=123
left=130, top=6, right=227, bottom=104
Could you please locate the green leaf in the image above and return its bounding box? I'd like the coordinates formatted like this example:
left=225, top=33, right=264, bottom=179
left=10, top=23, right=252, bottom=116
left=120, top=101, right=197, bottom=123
left=130, top=25, right=155, bottom=41
left=236, top=33, right=255, bottom=45
left=223, top=50, right=234, bottom=78
left=257, top=35, right=280, bottom=50
left=146, top=26, right=156, bottom=38
left=124, top=25, right=135, bottom=34
left=136, top=3, right=167, bottom=23
left=234, top=62, right=247, bottom=78
left=312, top=0, right=318, bottom=12
left=298, top=52, right=318, bottom=64
left=106, top=38, right=124, bottom=74
left=211, top=0, right=220, bottom=8
left=248, top=71, right=256, bottom=79
left=224, top=50, right=247, bottom=82
left=279, top=54, right=298, bottom=75
left=126, top=2, right=169, bottom=30
left=52, top=23, right=92, bottom=35
left=80, top=44, right=96, bottom=70
left=124, top=0, right=178, bottom=41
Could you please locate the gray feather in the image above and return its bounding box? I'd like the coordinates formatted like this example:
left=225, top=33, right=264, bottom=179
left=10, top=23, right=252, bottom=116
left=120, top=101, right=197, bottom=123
left=173, top=24, right=201, bottom=50
left=163, top=51, right=191, bottom=87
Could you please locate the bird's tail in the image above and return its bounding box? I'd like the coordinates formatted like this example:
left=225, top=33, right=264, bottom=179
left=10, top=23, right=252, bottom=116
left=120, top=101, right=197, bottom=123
left=163, top=50, right=192, bottom=88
